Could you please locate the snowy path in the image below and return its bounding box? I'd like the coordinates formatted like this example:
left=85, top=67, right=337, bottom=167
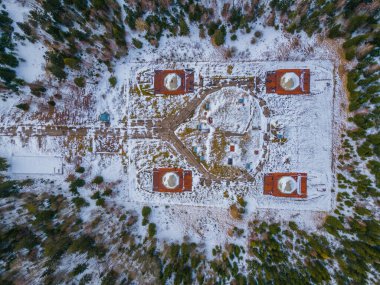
left=0, top=85, right=256, bottom=183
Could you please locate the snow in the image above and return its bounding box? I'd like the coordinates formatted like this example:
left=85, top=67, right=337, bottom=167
left=280, top=72, right=300, bottom=90
left=164, top=73, right=182, bottom=91
left=16, top=41, right=46, bottom=83
left=11, top=155, right=63, bottom=175
left=123, top=60, right=334, bottom=214
left=278, top=176, right=297, bottom=193
left=162, top=172, right=180, bottom=189
left=0, top=0, right=348, bottom=255
left=257, top=61, right=334, bottom=211
left=5, top=0, right=47, bottom=83
left=199, top=87, right=254, bottom=134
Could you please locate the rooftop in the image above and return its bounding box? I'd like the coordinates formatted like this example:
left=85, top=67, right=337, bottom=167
left=154, top=69, right=194, bottom=95
left=266, top=69, right=310, bottom=95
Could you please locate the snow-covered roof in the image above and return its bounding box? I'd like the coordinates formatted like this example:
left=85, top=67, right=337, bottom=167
left=277, top=176, right=297, bottom=194
left=11, top=156, right=63, bottom=175
left=164, top=73, right=182, bottom=91
left=162, top=172, right=180, bottom=189
left=280, top=72, right=300, bottom=91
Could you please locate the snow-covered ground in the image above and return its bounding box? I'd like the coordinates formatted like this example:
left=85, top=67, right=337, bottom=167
left=0, top=0, right=348, bottom=253
left=5, top=0, right=46, bottom=83
left=11, top=155, right=63, bottom=175
left=0, top=59, right=336, bottom=253
left=124, top=60, right=334, bottom=213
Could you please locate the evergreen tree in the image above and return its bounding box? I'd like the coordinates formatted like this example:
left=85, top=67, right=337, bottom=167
left=179, top=17, right=189, bottom=36
left=0, top=157, right=9, bottom=171
left=213, top=26, right=226, bottom=46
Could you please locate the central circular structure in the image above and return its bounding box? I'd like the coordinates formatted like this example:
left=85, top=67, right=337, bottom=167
left=278, top=176, right=297, bottom=194
left=162, top=172, right=180, bottom=189
left=280, top=72, right=300, bottom=91
left=164, top=73, right=182, bottom=91
left=203, top=87, right=255, bottom=134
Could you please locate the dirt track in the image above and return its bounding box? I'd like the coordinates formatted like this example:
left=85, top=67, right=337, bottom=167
left=0, top=84, right=255, bottom=182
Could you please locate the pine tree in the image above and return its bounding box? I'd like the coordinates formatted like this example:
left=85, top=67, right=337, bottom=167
left=179, top=17, right=189, bottom=36
left=213, top=26, right=226, bottom=46
left=0, top=157, right=9, bottom=171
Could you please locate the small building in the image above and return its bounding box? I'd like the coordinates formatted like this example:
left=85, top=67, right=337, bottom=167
left=99, top=112, right=110, bottom=123
left=197, top=123, right=210, bottom=133
left=265, top=69, right=310, bottom=95
left=276, top=132, right=284, bottom=139
left=153, top=168, right=192, bottom=192
left=154, top=69, right=194, bottom=95
left=263, top=173, right=307, bottom=198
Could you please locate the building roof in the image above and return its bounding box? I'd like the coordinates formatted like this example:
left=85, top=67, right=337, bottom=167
left=266, top=69, right=310, bottom=95
left=99, top=112, right=110, bottom=122
left=164, top=73, right=182, bottom=91
left=154, top=69, right=194, bottom=95
left=153, top=168, right=192, bottom=192
left=280, top=72, right=300, bottom=91
left=162, top=171, right=180, bottom=189
left=278, top=176, right=297, bottom=194
left=264, top=172, right=307, bottom=198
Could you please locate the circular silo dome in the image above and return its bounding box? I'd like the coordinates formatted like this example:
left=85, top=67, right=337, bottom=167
left=162, top=172, right=180, bottom=189
left=277, top=176, right=297, bottom=194
left=164, top=73, right=182, bottom=91
left=280, top=72, right=300, bottom=91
